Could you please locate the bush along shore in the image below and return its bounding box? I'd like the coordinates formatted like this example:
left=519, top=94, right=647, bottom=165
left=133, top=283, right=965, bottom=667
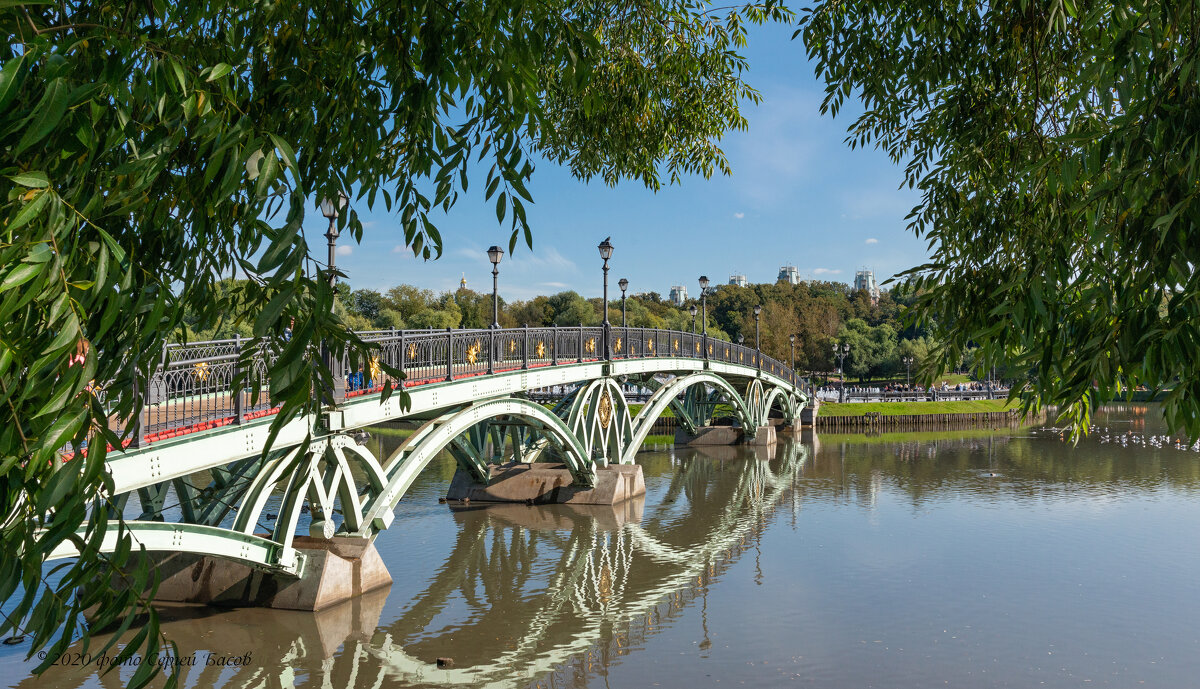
left=814, top=400, right=1046, bottom=432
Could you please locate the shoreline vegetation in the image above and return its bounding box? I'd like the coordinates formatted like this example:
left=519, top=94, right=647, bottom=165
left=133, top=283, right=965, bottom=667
left=817, top=400, right=1018, bottom=417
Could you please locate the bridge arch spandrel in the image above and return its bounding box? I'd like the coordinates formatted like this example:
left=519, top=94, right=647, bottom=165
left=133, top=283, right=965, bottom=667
left=356, top=398, right=594, bottom=536
left=566, top=378, right=634, bottom=468
left=625, top=373, right=755, bottom=464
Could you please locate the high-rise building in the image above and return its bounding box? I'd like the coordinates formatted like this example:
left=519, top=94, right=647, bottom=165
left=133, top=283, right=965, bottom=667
left=729, top=274, right=748, bottom=287
left=777, top=265, right=800, bottom=284
left=668, top=285, right=689, bottom=307
left=854, top=269, right=880, bottom=305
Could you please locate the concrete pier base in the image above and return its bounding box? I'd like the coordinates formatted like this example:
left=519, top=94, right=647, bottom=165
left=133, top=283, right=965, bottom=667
left=775, top=419, right=802, bottom=435
left=446, top=462, right=645, bottom=505
left=674, top=426, right=742, bottom=446
left=747, top=425, right=777, bottom=445
left=147, top=536, right=392, bottom=611
left=449, top=495, right=645, bottom=531
left=801, top=400, right=820, bottom=426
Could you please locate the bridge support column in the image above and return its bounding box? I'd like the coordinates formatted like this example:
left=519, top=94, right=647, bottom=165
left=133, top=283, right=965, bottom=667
left=673, top=425, right=742, bottom=446
left=747, top=425, right=777, bottom=445
left=446, top=463, right=644, bottom=505
left=142, top=536, right=392, bottom=612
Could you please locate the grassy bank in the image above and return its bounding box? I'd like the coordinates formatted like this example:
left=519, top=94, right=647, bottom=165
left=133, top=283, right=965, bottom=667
left=819, top=399, right=1018, bottom=417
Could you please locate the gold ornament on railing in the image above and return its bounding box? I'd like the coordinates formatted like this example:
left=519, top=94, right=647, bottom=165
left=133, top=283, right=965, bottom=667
left=585, top=338, right=596, bottom=354
left=509, top=339, right=518, bottom=354
left=536, top=341, right=546, bottom=358
left=615, top=337, right=623, bottom=353
left=369, top=355, right=382, bottom=381
left=709, top=343, right=713, bottom=355
left=739, top=351, right=744, bottom=362
left=192, top=362, right=210, bottom=382
left=466, top=341, right=481, bottom=365
left=647, top=339, right=655, bottom=352
left=725, top=347, right=730, bottom=357
left=673, top=339, right=679, bottom=352
left=408, top=343, right=417, bottom=359
left=598, top=390, right=613, bottom=429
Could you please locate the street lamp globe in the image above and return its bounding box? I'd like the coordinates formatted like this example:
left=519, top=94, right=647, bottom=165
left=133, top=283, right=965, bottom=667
left=789, top=334, right=796, bottom=344
left=618, top=278, right=628, bottom=293
left=753, top=304, right=762, bottom=317
left=597, top=238, right=614, bottom=260
left=737, top=334, right=744, bottom=344
left=487, top=245, right=504, bottom=266
left=320, top=191, right=348, bottom=220
left=698, top=275, right=710, bottom=291
left=689, top=305, right=697, bottom=317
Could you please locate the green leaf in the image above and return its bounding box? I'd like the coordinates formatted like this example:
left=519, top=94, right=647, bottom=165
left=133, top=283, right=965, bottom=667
left=10, top=171, right=48, bottom=188
left=0, top=262, right=42, bottom=293
left=206, top=63, right=233, bottom=81
left=0, top=53, right=28, bottom=113
left=8, top=189, right=52, bottom=230
left=17, top=78, right=70, bottom=154
left=496, top=191, right=506, bottom=224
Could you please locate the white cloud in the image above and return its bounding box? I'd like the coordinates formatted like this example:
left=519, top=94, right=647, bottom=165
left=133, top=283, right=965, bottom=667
left=812, top=268, right=842, bottom=275
left=336, top=245, right=353, bottom=256
left=865, top=238, right=879, bottom=245
left=734, top=212, right=745, bottom=219
left=392, top=244, right=412, bottom=256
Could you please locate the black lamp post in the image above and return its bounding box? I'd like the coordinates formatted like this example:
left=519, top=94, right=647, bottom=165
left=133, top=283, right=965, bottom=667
left=487, top=245, right=504, bottom=328
left=598, top=238, right=614, bottom=360
left=753, top=304, right=762, bottom=370
left=834, top=341, right=850, bottom=402
left=320, top=191, right=348, bottom=405
left=690, top=304, right=698, bottom=334
left=789, top=333, right=796, bottom=371
left=902, top=355, right=913, bottom=387
left=320, top=191, right=348, bottom=292
left=618, top=277, right=629, bottom=327
left=699, top=275, right=710, bottom=359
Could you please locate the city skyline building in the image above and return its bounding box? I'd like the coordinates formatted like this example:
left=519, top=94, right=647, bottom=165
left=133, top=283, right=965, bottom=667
left=668, top=284, right=689, bottom=307
left=729, top=273, right=747, bottom=287
left=854, top=269, right=880, bottom=305
left=777, top=265, right=801, bottom=285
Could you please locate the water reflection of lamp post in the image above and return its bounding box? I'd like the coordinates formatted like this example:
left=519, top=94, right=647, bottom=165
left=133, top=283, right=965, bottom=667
left=833, top=341, right=850, bottom=403
left=487, top=245, right=504, bottom=328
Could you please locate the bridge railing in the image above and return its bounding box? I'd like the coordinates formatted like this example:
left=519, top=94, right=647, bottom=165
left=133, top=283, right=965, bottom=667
left=104, top=326, right=802, bottom=450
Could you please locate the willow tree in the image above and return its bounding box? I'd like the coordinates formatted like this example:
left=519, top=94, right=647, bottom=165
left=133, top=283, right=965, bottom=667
left=0, top=1, right=790, bottom=685
left=799, top=1, right=1200, bottom=435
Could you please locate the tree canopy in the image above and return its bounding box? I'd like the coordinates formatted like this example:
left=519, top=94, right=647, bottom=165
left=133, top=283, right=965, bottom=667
left=0, top=1, right=790, bottom=684
left=798, top=1, right=1200, bottom=434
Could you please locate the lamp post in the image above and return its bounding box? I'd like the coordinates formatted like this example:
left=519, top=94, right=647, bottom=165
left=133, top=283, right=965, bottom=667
left=902, top=355, right=913, bottom=387
left=598, top=238, right=614, bottom=360
left=618, top=278, right=629, bottom=327
left=789, top=333, right=796, bottom=371
left=699, top=275, right=710, bottom=359
left=320, top=191, right=348, bottom=405
left=753, top=304, right=762, bottom=370
left=487, top=245, right=504, bottom=328
left=833, top=341, right=850, bottom=403
left=690, top=304, right=698, bottom=334
left=320, top=191, right=348, bottom=292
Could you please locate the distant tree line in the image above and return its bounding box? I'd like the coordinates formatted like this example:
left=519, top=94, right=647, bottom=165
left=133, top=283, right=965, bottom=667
left=185, top=278, right=1003, bottom=384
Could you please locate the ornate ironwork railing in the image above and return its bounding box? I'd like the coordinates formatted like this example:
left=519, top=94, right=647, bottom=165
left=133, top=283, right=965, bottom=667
left=114, top=326, right=801, bottom=449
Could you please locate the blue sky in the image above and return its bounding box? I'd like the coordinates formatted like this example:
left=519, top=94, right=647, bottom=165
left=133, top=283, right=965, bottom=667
left=309, top=23, right=930, bottom=302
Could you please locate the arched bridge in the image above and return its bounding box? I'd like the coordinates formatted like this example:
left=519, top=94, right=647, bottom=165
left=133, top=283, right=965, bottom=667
left=49, top=326, right=808, bottom=582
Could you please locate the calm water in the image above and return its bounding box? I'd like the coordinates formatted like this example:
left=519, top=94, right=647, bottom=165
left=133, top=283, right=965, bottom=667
left=5, top=405, right=1200, bottom=688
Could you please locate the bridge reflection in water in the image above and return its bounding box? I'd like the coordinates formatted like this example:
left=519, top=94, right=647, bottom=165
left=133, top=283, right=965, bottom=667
left=23, top=440, right=812, bottom=689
